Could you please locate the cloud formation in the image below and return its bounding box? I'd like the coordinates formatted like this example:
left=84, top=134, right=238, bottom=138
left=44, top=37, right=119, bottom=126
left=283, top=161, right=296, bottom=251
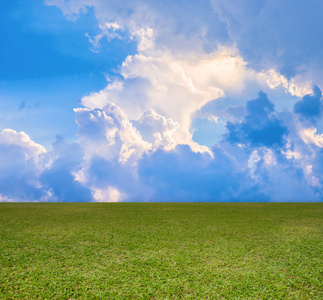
left=2, top=88, right=323, bottom=202
left=211, top=0, right=323, bottom=79
left=0, top=129, right=46, bottom=201
left=294, top=86, right=323, bottom=123
left=1, top=0, right=323, bottom=202
left=40, top=136, right=93, bottom=202
left=137, top=144, right=267, bottom=202
left=225, top=92, right=288, bottom=148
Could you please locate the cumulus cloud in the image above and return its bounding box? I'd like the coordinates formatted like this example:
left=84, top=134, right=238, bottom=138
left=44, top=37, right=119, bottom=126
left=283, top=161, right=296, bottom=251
left=74, top=103, right=151, bottom=163
left=44, top=0, right=228, bottom=51
left=211, top=0, right=323, bottom=80
left=244, top=147, right=318, bottom=201
left=83, top=156, right=147, bottom=202
left=74, top=90, right=323, bottom=201
left=72, top=103, right=154, bottom=201
left=0, top=128, right=46, bottom=158
left=45, top=0, right=322, bottom=85
left=2, top=89, right=323, bottom=202
left=138, top=144, right=267, bottom=201
left=45, top=0, right=317, bottom=159
left=294, top=86, right=323, bottom=123
left=46, top=0, right=314, bottom=108
left=220, top=88, right=323, bottom=201
left=132, top=109, right=180, bottom=150
left=0, top=129, right=47, bottom=201
left=81, top=44, right=307, bottom=153
left=40, top=136, right=93, bottom=202
left=2, top=1, right=322, bottom=202
left=0, top=130, right=95, bottom=202
left=224, top=92, right=288, bottom=148
left=299, top=128, right=323, bottom=148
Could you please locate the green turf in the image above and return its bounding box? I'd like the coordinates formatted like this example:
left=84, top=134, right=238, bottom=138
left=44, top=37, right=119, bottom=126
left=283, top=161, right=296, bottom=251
left=0, top=203, right=322, bottom=299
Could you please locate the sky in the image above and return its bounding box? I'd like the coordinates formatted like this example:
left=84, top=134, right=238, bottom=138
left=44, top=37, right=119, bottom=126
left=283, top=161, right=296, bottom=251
left=1, top=0, right=323, bottom=202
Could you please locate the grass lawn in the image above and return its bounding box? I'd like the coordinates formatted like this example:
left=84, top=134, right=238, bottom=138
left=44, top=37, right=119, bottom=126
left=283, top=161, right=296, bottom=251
left=0, top=203, right=322, bottom=299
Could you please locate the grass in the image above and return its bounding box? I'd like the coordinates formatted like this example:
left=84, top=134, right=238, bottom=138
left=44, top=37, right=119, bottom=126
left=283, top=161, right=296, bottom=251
left=0, top=203, right=322, bottom=299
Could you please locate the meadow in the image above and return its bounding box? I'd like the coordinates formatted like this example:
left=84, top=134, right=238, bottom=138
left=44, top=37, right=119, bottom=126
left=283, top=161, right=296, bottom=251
left=0, top=203, right=322, bottom=299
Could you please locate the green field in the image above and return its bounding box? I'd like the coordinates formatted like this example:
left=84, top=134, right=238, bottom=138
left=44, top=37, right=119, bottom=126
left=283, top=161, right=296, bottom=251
left=0, top=203, right=322, bottom=299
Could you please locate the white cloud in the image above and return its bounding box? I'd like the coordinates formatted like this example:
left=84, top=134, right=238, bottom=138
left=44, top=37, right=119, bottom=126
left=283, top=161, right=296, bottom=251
left=263, top=149, right=276, bottom=166
left=0, top=129, right=46, bottom=159
left=36, top=0, right=323, bottom=202
left=266, top=69, right=312, bottom=97
left=210, top=0, right=323, bottom=78
left=81, top=41, right=311, bottom=154
left=134, top=27, right=155, bottom=52
left=133, top=109, right=180, bottom=150
left=48, top=0, right=317, bottom=144
left=283, top=149, right=302, bottom=160
left=81, top=46, right=246, bottom=149
left=85, top=22, right=124, bottom=52
left=92, top=186, right=125, bottom=202
left=74, top=103, right=152, bottom=163
left=0, top=129, right=48, bottom=201
left=0, top=129, right=47, bottom=178
left=0, top=194, right=13, bottom=202
left=300, top=127, right=323, bottom=148
left=248, top=150, right=261, bottom=179
left=73, top=103, right=152, bottom=200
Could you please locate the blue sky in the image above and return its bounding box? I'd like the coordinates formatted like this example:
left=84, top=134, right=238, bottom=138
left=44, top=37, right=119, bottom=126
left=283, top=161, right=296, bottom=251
left=1, top=0, right=323, bottom=202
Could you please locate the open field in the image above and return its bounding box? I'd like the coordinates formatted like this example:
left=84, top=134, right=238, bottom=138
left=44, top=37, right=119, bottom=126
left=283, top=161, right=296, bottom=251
left=0, top=203, right=322, bottom=299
